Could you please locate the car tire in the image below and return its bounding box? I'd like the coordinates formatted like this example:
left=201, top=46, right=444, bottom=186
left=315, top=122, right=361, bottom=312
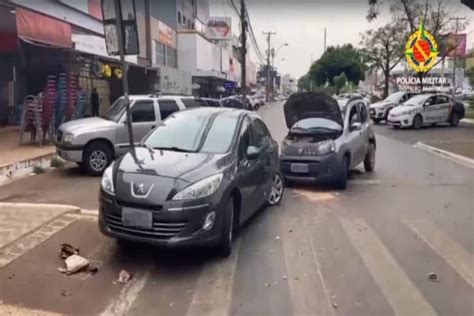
left=217, top=197, right=234, bottom=258
left=267, top=172, right=284, bottom=206
left=450, top=112, right=460, bottom=127
left=83, top=141, right=112, bottom=176
left=412, top=114, right=423, bottom=129
left=334, top=156, right=348, bottom=190
left=364, top=143, right=376, bottom=172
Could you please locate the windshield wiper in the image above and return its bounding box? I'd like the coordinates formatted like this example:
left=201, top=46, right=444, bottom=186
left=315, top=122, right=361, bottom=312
left=153, top=146, right=195, bottom=153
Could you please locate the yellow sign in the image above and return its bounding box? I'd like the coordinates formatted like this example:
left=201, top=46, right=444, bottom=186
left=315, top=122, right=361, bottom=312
left=404, top=18, right=439, bottom=73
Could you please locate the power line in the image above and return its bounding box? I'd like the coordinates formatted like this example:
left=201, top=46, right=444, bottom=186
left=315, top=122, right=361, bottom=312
left=245, top=7, right=265, bottom=63
left=228, top=0, right=239, bottom=15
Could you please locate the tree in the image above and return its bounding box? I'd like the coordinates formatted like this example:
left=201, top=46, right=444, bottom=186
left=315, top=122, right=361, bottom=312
left=309, top=44, right=365, bottom=87
left=333, top=73, right=348, bottom=94
left=297, top=73, right=311, bottom=91
left=360, top=21, right=405, bottom=98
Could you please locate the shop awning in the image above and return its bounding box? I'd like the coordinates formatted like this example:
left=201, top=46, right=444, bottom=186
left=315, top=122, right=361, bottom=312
left=0, top=5, right=18, bottom=52
left=16, top=8, right=72, bottom=48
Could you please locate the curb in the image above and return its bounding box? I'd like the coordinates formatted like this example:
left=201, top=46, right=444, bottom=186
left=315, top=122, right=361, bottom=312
left=0, top=202, right=81, bottom=213
left=413, top=142, right=474, bottom=169
left=461, top=118, right=474, bottom=125
left=0, top=152, right=57, bottom=186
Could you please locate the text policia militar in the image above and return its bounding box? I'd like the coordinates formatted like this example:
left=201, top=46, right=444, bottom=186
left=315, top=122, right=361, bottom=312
left=395, top=76, right=450, bottom=87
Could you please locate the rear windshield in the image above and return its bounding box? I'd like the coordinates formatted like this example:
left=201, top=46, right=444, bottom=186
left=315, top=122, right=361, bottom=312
left=181, top=98, right=208, bottom=108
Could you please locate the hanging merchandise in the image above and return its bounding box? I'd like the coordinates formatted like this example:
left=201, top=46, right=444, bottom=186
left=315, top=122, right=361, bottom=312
left=91, top=59, right=103, bottom=78
left=66, top=73, right=78, bottom=120
left=114, top=67, right=123, bottom=79
left=74, top=90, right=87, bottom=120
left=102, top=64, right=112, bottom=78
left=55, top=73, right=68, bottom=130
left=19, top=95, right=43, bottom=145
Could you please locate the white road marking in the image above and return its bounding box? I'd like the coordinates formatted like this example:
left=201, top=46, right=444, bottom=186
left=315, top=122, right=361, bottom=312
left=185, top=240, right=240, bottom=316
left=406, top=220, right=474, bottom=288
left=281, top=215, right=335, bottom=316
left=101, top=268, right=151, bottom=316
left=340, top=218, right=436, bottom=316
left=414, top=142, right=474, bottom=169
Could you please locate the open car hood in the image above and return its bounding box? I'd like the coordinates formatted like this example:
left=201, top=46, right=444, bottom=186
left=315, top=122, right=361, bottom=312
left=284, top=92, right=343, bottom=128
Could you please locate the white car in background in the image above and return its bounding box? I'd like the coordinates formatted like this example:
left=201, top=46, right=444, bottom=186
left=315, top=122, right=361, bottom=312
left=387, top=93, right=465, bottom=129
left=369, top=91, right=418, bottom=124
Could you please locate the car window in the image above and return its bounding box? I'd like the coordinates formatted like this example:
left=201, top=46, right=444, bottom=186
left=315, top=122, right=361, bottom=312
left=358, top=102, right=368, bottom=123
left=159, top=100, right=180, bottom=120
left=238, top=117, right=252, bottom=160
left=251, top=118, right=271, bottom=149
left=348, top=104, right=361, bottom=126
left=209, top=100, right=221, bottom=107
left=182, top=98, right=207, bottom=108
left=436, top=95, right=449, bottom=104
left=131, top=101, right=156, bottom=123
left=424, top=96, right=436, bottom=107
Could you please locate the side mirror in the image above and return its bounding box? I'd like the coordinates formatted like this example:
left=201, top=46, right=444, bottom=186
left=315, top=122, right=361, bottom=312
left=350, top=121, right=362, bottom=132
left=246, top=146, right=261, bottom=160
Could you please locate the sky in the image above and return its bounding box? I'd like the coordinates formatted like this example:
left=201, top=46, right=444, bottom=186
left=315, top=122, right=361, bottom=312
left=209, top=0, right=474, bottom=79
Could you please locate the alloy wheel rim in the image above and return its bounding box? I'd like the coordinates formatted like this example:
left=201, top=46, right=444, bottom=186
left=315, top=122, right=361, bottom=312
left=269, top=174, right=283, bottom=205
left=370, top=145, right=376, bottom=168
left=90, top=150, right=107, bottom=171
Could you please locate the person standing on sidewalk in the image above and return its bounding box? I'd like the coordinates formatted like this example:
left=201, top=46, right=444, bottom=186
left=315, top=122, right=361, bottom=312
left=91, top=88, right=100, bottom=117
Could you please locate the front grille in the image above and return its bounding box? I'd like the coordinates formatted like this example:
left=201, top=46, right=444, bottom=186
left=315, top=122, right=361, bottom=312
left=117, top=200, right=163, bottom=211
left=104, top=211, right=186, bottom=239
left=56, top=130, right=63, bottom=143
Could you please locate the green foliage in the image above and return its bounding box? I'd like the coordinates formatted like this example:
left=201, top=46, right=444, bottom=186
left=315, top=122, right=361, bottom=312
left=33, top=165, right=45, bottom=174
left=333, top=73, right=348, bottom=94
left=309, top=44, right=365, bottom=87
left=50, top=157, right=65, bottom=168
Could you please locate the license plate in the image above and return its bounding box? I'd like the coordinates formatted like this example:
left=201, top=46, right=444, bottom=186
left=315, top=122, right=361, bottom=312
left=122, top=208, right=153, bottom=229
left=291, top=163, right=309, bottom=173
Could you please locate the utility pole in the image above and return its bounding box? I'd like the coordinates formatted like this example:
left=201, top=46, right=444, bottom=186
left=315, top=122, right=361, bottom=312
left=324, top=27, right=327, bottom=52
left=263, top=31, right=276, bottom=102
left=450, top=17, right=466, bottom=96
left=240, top=0, right=247, bottom=108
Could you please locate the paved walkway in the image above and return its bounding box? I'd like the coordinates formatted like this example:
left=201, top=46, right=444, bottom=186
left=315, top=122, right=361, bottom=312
left=0, top=127, right=54, bottom=167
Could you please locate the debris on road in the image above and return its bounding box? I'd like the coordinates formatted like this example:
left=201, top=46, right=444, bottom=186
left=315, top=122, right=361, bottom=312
left=275, top=235, right=281, bottom=240
left=61, top=290, right=72, bottom=297
left=59, top=255, right=90, bottom=275
left=274, top=281, right=278, bottom=285
left=87, top=266, right=99, bottom=275
left=265, top=283, right=270, bottom=287
left=294, top=277, right=299, bottom=280
left=332, top=303, right=338, bottom=309
left=427, top=272, right=440, bottom=282
left=117, top=270, right=133, bottom=284
left=283, top=275, right=287, bottom=280
left=415, top=234, right=421, bottom=240
left=60, top=243, right=79, bottom=259
left=289, top=229, right=293, bottom=233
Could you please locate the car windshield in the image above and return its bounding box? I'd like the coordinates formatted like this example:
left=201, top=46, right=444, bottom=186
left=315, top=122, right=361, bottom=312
left=181, top=98, right=207, bottom=108
left=144, top=110, right=238, bottom=153
left=104, top=98, right=127, bottom=122
left=290, top=118, right=342, bottom=134
left=384, top=92, right=405, bottom=103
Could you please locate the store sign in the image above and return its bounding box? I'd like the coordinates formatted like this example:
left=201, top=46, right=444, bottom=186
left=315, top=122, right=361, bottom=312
left=72, top=33, right=137, bottom=63
left=158, top=21, right=174, bottom=47
left=447, top=33, right=467, bottom=57
left=206, top=17, right=231, bottom=40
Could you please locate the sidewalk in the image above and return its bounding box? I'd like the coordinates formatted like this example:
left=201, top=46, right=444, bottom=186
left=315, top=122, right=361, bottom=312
left=0, top=127, right=56, bottom=185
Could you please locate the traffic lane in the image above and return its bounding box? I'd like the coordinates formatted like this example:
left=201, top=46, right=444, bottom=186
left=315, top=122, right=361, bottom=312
left=0, top=163, right=100, bottom=210
left=373, top=122, right=474, bottom=145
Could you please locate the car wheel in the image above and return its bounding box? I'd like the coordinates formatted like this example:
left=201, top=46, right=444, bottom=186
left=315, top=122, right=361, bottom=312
left=364, top=143, right=376, bottom=172
left=217, top=197, right=234, bottom=258
left=412, top=114, right=423, bottom=129
left=450, top=112, right=460, bottom=127
left=267, top=172, right=284, bottom=206
left=334, top=156, right=348, bottom=190
left=83, top=141, right=112, bottom=176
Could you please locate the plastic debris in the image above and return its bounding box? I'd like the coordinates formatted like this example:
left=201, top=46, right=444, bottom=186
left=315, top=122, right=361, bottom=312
left=170, top=302, right=174, bottom=307
left=427, top=272, right=439, bottom=282
left=283, top=275, right=287, bottom=280
left=60, top=243, right=79, bottom=259
left=265, top=283, right=270, bottom=287
left=332, top=303, right=338, bottom=309
left=59, top=255, right=89, bottom=275
left=276, top=236, right=281, bottom=240
left=118, top=270, right=133, bottom=284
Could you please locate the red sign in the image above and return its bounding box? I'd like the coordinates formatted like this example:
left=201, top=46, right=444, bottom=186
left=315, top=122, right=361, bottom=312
left=447, top=33, right=467, bottom=57
left=16, top=8, right=72, bottom=48
left=0, top=6, right=18, bottom=52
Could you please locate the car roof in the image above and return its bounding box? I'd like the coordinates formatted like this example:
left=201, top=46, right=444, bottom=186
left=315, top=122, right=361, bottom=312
left=180, top=106, right=250, bottom=119
left=126, top=94, right=193, bottom=101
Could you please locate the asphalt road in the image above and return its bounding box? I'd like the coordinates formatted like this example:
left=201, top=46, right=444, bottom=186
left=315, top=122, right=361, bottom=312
left=0, top=102, right=473, bottom=315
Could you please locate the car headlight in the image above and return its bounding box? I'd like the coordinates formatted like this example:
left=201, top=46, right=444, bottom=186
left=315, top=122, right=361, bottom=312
left=315, top=139, right=336, bottom=155
left=63, top=133, right=74, bottom=144
left=172, top=173, right=223, bottom=201
left=101, top=163, right=115, bottom=195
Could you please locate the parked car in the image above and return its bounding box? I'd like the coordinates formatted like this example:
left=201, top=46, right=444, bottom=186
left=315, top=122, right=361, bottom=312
left=221, top=97, right=246, bottom=109
left=99, top=107, right=284, bottom=257
left=280, top=92, right=376, bottom=189
left=387, top=93, right=465, bottom=129
left=201, top=98, right=223, bottom=107
left=56, top=94, right=192, bottom=176
left=369, top=91, right=418, bottom=124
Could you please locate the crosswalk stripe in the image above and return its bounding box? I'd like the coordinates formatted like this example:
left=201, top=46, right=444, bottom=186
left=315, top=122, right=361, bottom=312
left=406, top=220, right=474, bottom=288
left=185, top=240, right=240, bottom=316
left=340, top=218, right=437, bottom=316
